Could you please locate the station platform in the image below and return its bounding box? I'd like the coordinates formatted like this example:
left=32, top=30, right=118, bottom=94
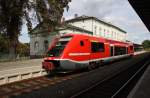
left=128, top=61, right=150, bottom=98
left=0, top=59, right=45, bottom=85
left=0, top=59, right=42, bottom=71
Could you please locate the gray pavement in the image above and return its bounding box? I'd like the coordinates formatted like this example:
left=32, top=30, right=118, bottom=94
left=0, top=58, right=46, bottom=85
left=0, top=59, right=43, bottom=71
left=128, top=64, right=150, bottom=98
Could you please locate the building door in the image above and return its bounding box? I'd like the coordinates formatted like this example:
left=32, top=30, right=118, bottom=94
left=44, top=40, right=48, bottom=52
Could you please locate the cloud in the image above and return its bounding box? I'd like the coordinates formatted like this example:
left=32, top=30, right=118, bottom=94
left=64, top=0, right=121, bottom=19
left=64, top=0, right=150, bottom=44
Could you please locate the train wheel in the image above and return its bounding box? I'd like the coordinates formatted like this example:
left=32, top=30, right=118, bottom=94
left=87, top=65, right=93, bottom=71
left=99, top=60, right=104, bottom=67
left=88, top=62, right=96, bottom=70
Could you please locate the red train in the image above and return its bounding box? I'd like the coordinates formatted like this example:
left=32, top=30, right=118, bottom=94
left=42, top=33, right=134, bottom=72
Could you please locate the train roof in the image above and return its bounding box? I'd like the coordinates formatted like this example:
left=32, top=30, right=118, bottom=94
left=61, top=33, right=133, bottom=46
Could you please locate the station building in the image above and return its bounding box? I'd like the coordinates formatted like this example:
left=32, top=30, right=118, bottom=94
left=65, top=15, right=127, bottom=41
left=30, top=15, right=127, bottom=58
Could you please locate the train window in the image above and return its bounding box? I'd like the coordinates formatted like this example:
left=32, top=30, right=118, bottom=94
left=114, top=46, right=127, bottom=56
left=47, top=39, right=70, bottom=57
left=130, top=46, right=133, bottom=50
left=59, top=36, right=72, bottom=41
left=80, top=41, right=84, bottom=46
left=110, top=46, right=114, bottom=56
left=91, top=42, right=104, bottom=52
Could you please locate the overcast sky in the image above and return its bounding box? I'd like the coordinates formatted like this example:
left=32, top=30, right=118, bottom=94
left=19, top=0, right=150, bottom=44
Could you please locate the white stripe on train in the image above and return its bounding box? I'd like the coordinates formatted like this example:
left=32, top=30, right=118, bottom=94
left=69, top=53, right=90, bottom=56
left=53, top=54, right=130, bottom=64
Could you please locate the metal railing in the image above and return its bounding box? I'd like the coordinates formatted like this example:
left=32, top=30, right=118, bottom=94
left=0, top=66, right=47, bottom=85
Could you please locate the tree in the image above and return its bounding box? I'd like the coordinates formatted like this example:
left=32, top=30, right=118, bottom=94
left=16, top=43, right=30, bottom=57
left=0, top=0, right=71, bottom=59
left=142, top=40, right=150, bottom=49
left=0, top=33, right=9, bottom=53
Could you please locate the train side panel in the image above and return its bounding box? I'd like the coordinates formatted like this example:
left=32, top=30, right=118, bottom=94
left=62, top=35, right=91, bottom=61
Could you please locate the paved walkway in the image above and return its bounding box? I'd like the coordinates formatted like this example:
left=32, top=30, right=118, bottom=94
left=0, top=59, right=43, bottom=71
left=128, top=63, right=150, bottom=98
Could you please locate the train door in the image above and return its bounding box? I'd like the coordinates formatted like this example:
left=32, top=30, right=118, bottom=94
left=110, top=45, right=114, bottom=56
left=126, top=46, right=128, bottom=54
left=89, top=41, right=105, bottom=69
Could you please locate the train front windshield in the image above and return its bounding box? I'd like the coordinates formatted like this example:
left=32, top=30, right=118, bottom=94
left=47, top=36, right=72, bottom=57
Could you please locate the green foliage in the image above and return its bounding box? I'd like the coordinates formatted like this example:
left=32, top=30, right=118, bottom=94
left=35, top=0, right=71, bottom=32
left=16, top=43, right=30, bottom=56
left=0, top=0, right=27, bottom=40
left=0, top=33, right=9, bottom=53
left=142, top=40, right=150, bottom=49
left=0, top=33, right=29, bottom=56
left=0, top=0, right=71, bottom=36
left=0, top=0, right=71, bottom=58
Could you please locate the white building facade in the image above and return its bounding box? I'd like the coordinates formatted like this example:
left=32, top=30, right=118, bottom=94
left=66, top=16, right=127, bottom=42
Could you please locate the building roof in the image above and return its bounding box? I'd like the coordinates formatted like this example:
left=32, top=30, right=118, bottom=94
left=58, top=24, right=93, bottom=35
left=29, top=22, right=48, bottom=34
left=29, top=21, right=93, bottom=35
left=65, top=15, right=127, bottom=33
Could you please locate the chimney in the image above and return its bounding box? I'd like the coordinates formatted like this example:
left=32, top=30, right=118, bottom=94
left=74, top=14, right=78, bottom=18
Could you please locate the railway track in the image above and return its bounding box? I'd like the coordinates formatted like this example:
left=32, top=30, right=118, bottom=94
left=71, top=55, right=150, bottom=98
left=0, top=72, right=82, bottom=98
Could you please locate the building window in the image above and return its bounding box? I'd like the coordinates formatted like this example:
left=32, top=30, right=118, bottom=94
left=94, top=26, right=97, bottom=35
left=44, top=40, right=48, bottom=52
left=107, top=30, right=110, bottom=38
left=82, top=26, right=85, bottom=30
left=104, top=29, right=106, bottom=32
left=99, top=27, right=101, bottom=32
left=104, top=29, right=106, bottom=37
left=112, top=31, right=114, bottom=38
left=34, top=41, right=39, bottom=51
left=99, top=27, right=102, bottom=36
left=114, top=32, right=116, bottom=39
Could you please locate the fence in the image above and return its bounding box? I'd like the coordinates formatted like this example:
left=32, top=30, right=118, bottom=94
left=0, top=53, right=30, bottom=62
left=0, top=66, right=47, bottom=85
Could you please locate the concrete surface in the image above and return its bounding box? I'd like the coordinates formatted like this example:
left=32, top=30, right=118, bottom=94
left=0, top=59, right=43, bottom=71
left=0, top=59, right=46, bottom=85
left=128, top=64, right=150, bottom=98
